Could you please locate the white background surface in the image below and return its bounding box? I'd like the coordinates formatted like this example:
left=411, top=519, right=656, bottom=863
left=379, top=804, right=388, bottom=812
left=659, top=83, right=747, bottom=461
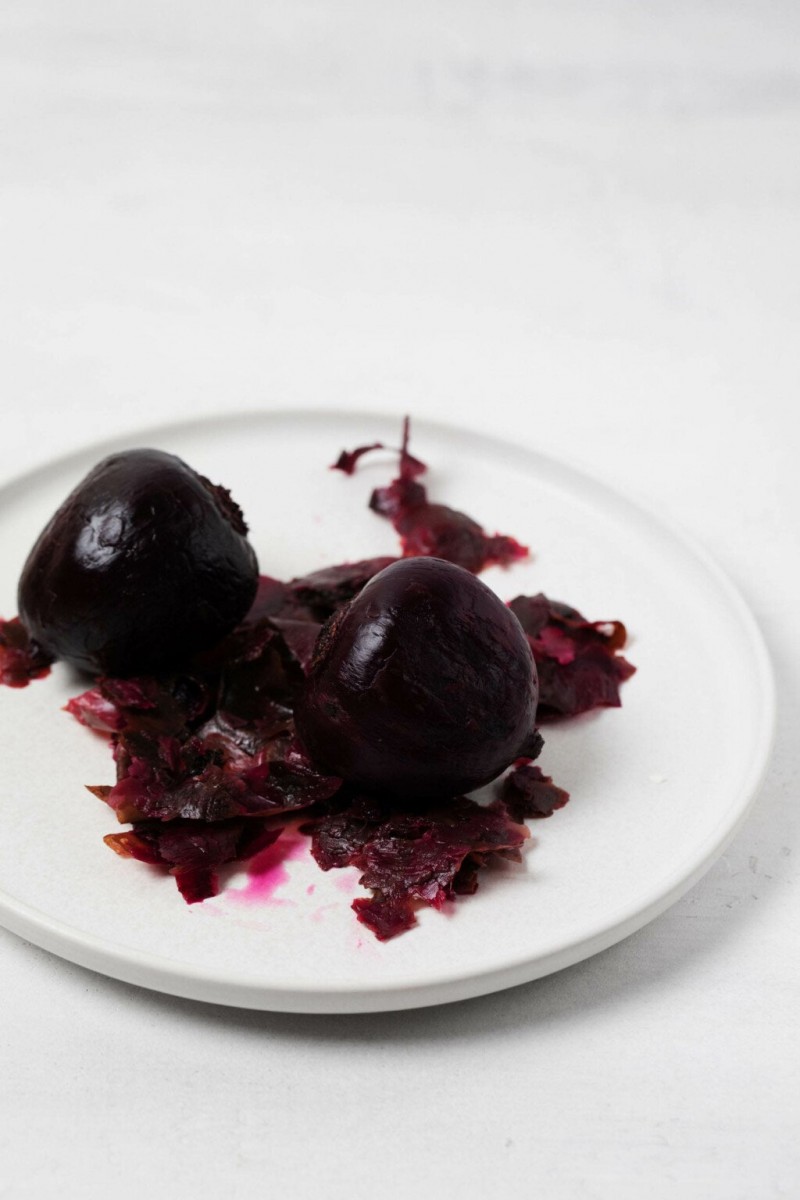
left=0, top=2, right=797, bottom=1197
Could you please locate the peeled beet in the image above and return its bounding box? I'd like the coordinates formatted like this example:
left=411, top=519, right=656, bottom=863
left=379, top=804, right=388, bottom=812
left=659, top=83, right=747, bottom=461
left=18, top=449, right=258, bottom=675
left=295, top=557, right=539, bottom=799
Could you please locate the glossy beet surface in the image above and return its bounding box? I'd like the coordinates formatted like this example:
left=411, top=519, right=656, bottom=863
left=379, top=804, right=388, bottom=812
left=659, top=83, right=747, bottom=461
left=18, top=449, right=258, bottom=675
left=296, top=557, right=539, bottom=799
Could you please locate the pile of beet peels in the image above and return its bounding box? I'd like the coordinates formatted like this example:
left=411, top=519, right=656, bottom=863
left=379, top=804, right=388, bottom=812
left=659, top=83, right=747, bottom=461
left=0, top=422, right=635, bottom=940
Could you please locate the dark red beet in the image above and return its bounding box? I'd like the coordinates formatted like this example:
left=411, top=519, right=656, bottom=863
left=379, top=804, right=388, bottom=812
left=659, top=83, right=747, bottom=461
left=334, top=419, right=528, bottom=574
left=18, top=449, right=258, bottom=675
left=295, top=557, right=539, bottom=799
left=508, top=593, right=635, bottom=718
left=0, top=617, right=53, bottom=687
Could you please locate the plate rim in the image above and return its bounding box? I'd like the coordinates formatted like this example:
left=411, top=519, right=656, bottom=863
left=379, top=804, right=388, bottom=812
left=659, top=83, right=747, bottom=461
left=0, top=408, right=777, bottom=1012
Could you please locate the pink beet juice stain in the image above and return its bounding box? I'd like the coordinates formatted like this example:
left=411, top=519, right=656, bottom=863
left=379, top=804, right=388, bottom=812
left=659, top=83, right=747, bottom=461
left=226, top=832, right=309, bottom=906
left=334, top=870, right=358, bottom=894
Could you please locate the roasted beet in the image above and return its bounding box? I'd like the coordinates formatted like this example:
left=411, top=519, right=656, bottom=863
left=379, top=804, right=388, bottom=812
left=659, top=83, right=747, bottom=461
left=295, top=557, right=539, bottom=799
left=18, top=449, right=258, bottom=675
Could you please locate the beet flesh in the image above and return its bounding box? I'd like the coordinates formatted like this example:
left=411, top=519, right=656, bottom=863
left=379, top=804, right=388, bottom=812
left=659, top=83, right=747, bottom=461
left=18, top=449, right=258, bottom=675
left=295, top=557, right=539, bottom=799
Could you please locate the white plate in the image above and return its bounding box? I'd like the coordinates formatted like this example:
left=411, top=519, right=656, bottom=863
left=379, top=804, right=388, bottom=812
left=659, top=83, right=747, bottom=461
left=0, top=411, right=775, bottom=1013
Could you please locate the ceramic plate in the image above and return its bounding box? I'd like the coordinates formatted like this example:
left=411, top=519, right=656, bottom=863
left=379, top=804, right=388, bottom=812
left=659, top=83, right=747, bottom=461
left=0, top=411, right=775, bottom=1012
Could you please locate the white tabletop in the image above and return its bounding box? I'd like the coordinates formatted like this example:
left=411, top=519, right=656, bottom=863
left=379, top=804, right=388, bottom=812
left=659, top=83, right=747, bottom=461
left=1, top=3, right=797, bottom=1197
